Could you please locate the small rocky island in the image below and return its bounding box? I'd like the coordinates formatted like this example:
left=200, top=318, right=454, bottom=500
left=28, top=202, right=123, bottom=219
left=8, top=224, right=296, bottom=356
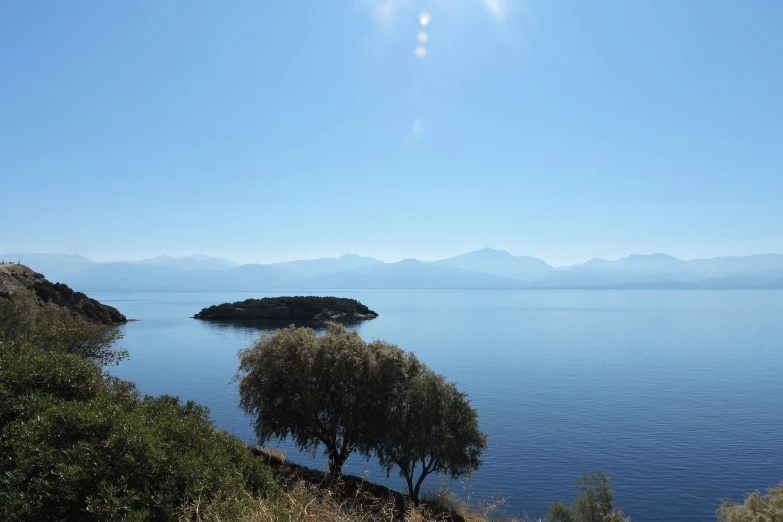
left=193, top=296, right=378, bottom=326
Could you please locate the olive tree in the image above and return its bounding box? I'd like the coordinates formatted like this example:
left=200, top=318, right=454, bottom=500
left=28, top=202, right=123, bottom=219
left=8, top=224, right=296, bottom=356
left=236, top=323, right=389, bottom=479
left=237, top=323, right=487, bottom=497
left=376, top=368, right=488, bottom=504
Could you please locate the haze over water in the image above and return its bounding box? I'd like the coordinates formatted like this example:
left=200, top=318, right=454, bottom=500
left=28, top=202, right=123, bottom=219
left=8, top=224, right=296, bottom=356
left=96, top=288, right=783, bottom=522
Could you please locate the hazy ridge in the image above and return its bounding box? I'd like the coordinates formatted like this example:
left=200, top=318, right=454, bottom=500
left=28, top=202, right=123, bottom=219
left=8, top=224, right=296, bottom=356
left=4, top=249, right=783, bottom=291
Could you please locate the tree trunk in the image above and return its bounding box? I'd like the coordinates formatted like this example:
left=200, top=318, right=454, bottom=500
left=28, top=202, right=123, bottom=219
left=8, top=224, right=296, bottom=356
left=327, top=447, right=348, bottom=480
left=405, top=473, right=415, bottom=503
left=412, top=471, right=428, bottom=505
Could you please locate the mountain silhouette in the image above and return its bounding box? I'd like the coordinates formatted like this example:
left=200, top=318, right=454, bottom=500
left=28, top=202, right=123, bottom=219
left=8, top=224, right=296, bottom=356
left=435, top=248, right=553, bottom=281
left=9, top=250, right=783, bottom=291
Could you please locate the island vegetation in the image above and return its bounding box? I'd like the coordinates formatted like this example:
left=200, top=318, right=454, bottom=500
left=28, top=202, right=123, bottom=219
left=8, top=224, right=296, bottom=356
left=1, top=267, right=781, bottom=521
left=194, top=296, right=378, bottom=326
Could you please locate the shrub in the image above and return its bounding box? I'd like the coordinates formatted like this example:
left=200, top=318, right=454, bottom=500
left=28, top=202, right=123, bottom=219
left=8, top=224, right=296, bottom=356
left=0, top=289, right=126, bottom=365
left=547, top=471, right=631, bottom=522
left=0, top=341, right=277, bottom=521
left=0, top=338, right=103, bottom=430
left=718, top=481, right=783, bottom=522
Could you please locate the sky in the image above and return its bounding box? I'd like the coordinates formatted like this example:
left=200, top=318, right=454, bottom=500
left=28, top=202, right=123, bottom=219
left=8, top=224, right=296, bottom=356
left=1, top=0, right=781, bottom=266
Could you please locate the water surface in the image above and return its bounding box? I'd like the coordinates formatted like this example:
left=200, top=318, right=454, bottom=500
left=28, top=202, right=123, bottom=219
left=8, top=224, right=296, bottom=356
left=93, top=289, right=783, bottom=521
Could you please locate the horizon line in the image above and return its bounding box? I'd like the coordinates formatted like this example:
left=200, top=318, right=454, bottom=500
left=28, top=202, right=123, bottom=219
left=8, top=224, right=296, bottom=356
left=4, top=249, right=783, bottom=270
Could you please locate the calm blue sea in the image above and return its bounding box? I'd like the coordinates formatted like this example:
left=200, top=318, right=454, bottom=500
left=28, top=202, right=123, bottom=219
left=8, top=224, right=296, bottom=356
left=92, top=289, right=783, bottom=522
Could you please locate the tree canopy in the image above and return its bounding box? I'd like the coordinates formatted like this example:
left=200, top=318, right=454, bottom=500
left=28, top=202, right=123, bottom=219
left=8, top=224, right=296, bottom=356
left=236, top=323, right=487, bottom=500
left=237, top=324, right=384, bottom=478
left=376, top=368, right=487, bottom=503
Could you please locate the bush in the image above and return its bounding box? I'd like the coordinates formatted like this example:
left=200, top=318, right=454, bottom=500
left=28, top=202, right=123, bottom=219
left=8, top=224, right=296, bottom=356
left=718, top=482, right=783, bottom=522
left=0, top=289, right=126, bottom=365
left=547, top=471, right=631, bottom=522
left=0, top=338, right=104, bottom=430
left=0, top=341, right=277, bottom=521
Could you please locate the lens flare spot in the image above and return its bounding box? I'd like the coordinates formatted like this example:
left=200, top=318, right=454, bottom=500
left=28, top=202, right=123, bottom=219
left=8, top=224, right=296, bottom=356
left=419, top=12, right=431, bottom=26
left=414, top=46, right=427, bottom=58
left=417, top=31, right=428, bottom=43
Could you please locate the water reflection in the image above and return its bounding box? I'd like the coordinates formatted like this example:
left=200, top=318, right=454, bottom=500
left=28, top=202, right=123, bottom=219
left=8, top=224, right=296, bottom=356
left=194, top=318, right=368, bottom=335
left=94, top=289, right=783, bottom=522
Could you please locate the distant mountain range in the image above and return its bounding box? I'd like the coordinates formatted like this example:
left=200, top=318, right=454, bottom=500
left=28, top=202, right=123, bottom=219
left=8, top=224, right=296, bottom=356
left=135, top=255, right=238, bottom=271
left=435, top=248, right=554, bottom=282
left=3, top=250, right=783, bottom=291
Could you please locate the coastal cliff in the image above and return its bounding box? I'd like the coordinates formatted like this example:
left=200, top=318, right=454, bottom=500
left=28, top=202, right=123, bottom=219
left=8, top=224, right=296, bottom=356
left=0, top=263, right=127, bottom=325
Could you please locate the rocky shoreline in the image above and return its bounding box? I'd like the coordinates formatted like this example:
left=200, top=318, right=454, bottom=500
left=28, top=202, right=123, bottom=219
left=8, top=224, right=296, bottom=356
left=0, top=264, right=127, bottom=325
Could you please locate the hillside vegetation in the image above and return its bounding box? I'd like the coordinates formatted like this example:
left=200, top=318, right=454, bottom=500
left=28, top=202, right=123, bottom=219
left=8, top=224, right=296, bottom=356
left=0, top=290, right=276, bottom=521
left=0, top=278, right=780, bottom=521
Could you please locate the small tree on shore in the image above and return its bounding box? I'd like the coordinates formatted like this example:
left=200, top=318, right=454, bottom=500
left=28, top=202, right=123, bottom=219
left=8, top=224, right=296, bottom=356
left=376, top=368, right=487, bottom=504
left=237, top=324, right=385, bottom=479
left=237, top=323, right=487, bottom=496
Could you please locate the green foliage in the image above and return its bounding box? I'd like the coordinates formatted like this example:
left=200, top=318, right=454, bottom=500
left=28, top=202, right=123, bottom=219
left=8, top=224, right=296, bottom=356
left=548, top=501, right=577, bottom=522
left=718, top=482, right=783, bottom=522
left=0, top=338, right=104, bottom=430
left=31, top=279, right=127, bottom=324
left=0, top=340, right=277, bottom=521
left=237, top=324, right=389, bottom=477
left=376, top=367, right=487, bottom=504
left=547, top=471, right=631, bottom=522
left=0, top=288, right=41, bottom=343
left=0, top=289, right=126, bottom=365
left=237, top=323, right=487, bottom=501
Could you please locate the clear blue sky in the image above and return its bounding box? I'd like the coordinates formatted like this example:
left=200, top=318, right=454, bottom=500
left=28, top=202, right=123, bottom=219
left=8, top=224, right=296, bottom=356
left=1, top=0, right=781, bottom=266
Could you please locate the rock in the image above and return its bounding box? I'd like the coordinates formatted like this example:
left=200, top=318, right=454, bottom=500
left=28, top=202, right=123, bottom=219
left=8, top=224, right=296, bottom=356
left=0, top=263, right=127, bottom=325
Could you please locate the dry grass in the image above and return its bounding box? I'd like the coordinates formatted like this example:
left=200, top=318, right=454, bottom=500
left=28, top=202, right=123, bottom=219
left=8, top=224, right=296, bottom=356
left=182, top=480, right=542, bottom=522
left=181, top=448, right=540, bottom=522
left=262, top=447, right=288, bottom=464
left=184, top=481, right=438, bottom=522
left=422, top=473, right=540, bottom=522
